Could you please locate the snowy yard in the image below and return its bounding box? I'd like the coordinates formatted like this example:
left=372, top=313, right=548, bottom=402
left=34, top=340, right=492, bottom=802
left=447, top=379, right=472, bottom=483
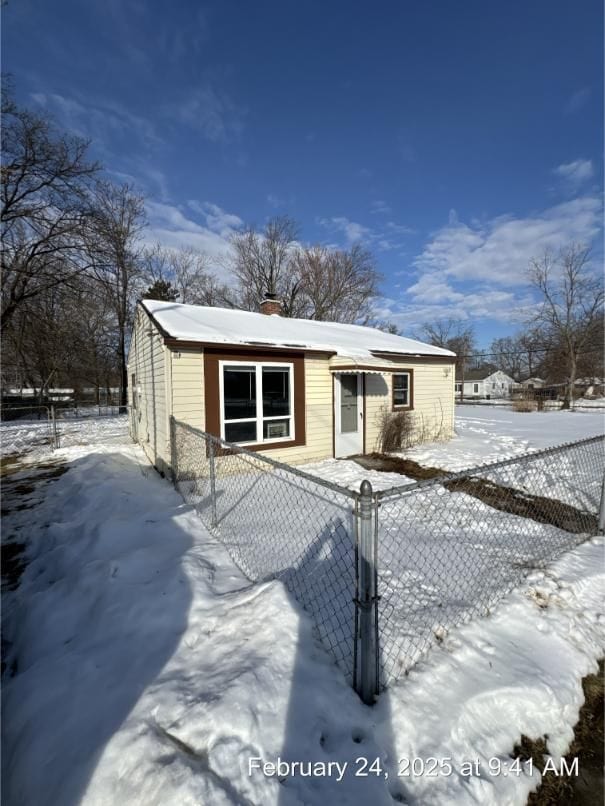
left=1, top=413, right=129, bottom=458
left=300, top=405, right=604, bottom=495
left=408, top=404, right=604, bottom=470
left=1, top=410, right=604, bottom=805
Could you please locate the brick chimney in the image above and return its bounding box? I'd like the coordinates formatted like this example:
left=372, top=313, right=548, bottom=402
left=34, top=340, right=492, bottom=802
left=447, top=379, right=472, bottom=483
left=259, top=292, right=283, bottom=316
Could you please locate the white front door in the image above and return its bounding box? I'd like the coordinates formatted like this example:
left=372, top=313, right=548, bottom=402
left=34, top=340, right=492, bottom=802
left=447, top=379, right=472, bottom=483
left=334, top=374, right=363, bottom=457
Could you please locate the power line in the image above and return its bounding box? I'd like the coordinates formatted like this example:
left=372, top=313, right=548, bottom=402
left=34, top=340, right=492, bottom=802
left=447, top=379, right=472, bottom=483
left=459, top=345, right=603, bottom=360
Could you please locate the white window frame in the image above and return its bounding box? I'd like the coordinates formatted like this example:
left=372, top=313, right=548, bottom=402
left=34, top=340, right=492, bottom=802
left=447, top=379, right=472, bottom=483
left=392, top=372, right=411, bottom=409
left=218, top=360, right=295, bottom=445
left=473, top=383, right=479, bottom=394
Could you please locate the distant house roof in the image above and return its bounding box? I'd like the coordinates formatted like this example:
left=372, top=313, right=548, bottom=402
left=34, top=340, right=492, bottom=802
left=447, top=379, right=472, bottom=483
left=455, top=368, right=506, bottom=382
left=140, top=300, right=456, bottom=361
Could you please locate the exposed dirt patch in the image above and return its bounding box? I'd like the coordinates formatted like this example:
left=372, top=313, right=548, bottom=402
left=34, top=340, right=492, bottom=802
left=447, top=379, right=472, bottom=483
left=0, top=453, right=29, bottom=479
left=352, top=453, right=596, bottom=534
left=516, top=659, right=604, bottom=805
left=1, top=541, right=27, bottom=593
left=444, top=477, right=597, bottom=535
left=352, top=452, right=443, bottom=480
left=2, top=457, right=68, bottom=676
left=2, top=463, right=67, bottom=515
left=1, top=460, right=67, bottom=585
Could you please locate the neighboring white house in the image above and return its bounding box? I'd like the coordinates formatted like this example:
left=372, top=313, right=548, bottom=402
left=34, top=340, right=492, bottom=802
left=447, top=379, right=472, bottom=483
left=127, top=298, right=456, bottom=476
left=455, top=369, right=515, bottom=399
left=519, top=377, right=545, bottom=390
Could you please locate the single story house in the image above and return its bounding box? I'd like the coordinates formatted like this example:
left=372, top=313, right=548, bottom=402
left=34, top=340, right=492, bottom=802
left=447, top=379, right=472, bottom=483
left=519, top=377, right=545, bottom=390
left=127, top=298, right=456, bottom=475
left=455, top=369, right=515, bottom=400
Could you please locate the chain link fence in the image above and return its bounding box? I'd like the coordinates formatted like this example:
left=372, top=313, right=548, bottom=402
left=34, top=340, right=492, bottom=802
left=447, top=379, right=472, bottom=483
left=171, top=419, right=359, bottom=683
left=375, top=435, right=604, bottom=688
left=170, top=418, right=604, bottom=702
left=0, top=404, right=128, bottom=457
left=0, top=406, right=56, bottom=456
left=52, top=406, right=128, bottom=449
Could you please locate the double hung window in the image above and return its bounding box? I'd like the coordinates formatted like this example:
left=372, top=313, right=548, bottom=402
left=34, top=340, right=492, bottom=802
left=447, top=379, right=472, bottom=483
left=393, top=372, right=411, bottom=408
left=220, top=361, right=294, bottom=444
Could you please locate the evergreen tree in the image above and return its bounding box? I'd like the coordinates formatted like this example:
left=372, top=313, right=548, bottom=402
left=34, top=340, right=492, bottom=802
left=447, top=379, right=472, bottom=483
left=144, top=278, right=179, bottom=301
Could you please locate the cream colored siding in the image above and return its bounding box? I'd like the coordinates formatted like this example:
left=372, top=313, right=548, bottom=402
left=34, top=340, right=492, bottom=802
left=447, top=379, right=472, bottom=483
left=129, top=302, right=455, bottom=474
left=169, top=349, right=205, bottom=430
left=167, top=351, right=333, bottom=468
left=127, top=309, right=170, bottom=475
left=261, top=356, right=333, bottom=465
left=365, top=360, right=455, bottom=452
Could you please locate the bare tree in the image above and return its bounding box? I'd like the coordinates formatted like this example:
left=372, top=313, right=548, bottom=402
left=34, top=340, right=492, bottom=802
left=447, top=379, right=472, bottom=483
left=87, top=181, right=146, bottom=410
left=141, top=244, right=234, bottom=306
left=228, top=216, right=383, bottom=322
left=0, top=273, right=120, bottom=402
left=416, top=318, right=476, bottom=400
left=488, top=336, right=525, bottom=380
left=515, top=329, right=546, bottom=379
left=417, top=318, right=476, bottom=358
left=529, top=244, right=604, bottom=408
left=1, top=86, right=99, bottom=329
left=229, top=216, right=302, bottom=314
left=294, top=243, right=381, bottom=323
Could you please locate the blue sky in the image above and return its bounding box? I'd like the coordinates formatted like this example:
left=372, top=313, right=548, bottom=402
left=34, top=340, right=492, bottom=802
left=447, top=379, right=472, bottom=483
left=4, top=0, right=603, bottom=345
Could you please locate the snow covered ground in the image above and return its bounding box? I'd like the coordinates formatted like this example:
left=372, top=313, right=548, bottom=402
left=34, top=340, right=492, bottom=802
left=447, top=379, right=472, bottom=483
left=406, top=405, right=603, bottom=471
left=0, top=414, right=128, bottom=458
left=299, top=406, right=604, bottom=493
left=2, top=411, right=604, bottom=805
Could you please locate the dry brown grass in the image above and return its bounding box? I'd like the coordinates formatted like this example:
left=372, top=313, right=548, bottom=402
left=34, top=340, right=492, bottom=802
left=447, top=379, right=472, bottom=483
left=518, top=659, right=604, bottom=805
left=377, top=409, right=415, bottom=453
left=512, top=398, right=538, bottom=413
left=353, top=452, right=443, bottom=480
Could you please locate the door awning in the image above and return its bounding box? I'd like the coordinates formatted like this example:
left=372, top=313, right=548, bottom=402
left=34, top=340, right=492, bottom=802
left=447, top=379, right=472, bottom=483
left=329, top=356, right=398, bottom=374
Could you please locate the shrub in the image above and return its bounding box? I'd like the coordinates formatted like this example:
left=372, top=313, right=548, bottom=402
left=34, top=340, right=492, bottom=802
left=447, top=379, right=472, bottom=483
left=512, top=398, right=537, bottom=413
left=378, top=409, right=415, bottom=452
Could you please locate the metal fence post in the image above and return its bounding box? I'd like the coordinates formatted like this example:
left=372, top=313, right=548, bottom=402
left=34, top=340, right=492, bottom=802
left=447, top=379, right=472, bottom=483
left=358, top=479, right=378, bottom=704
left=208, top=437, right=218, bottom=528
left=598, top=471, right=605, bottom=535
left=50, top=405, right=58, bottom=449
left=169, top=416, right=178, bottom=482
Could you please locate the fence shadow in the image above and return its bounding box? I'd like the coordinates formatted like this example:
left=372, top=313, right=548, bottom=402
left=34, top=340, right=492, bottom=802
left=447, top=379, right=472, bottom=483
left=276, top=527, right=401, bottom=805
left=1, top=450, right=194, bottom=806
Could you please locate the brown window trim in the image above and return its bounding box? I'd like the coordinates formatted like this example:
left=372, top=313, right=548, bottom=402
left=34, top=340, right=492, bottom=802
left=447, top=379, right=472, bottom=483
left=391, top=369, right=414, bottom=411
left=203, top=347, right=306, bottom=452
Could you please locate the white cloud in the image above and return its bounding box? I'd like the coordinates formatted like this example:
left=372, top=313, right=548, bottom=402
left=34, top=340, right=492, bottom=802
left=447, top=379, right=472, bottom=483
left=173, top=85, right=244, bottom=143
left=405, top=274, right=465, bottom=304
left=412, top=196, right=602, bottom=287
left=370, top=200, right=391, bottom=215
left=553, top=159, right=594, bottom=187
left=186, top=201, right=243, bottom=236
left=144, top=201, right=238, bottom=272
left=318, top=215, right=413, bottom=251
left=380, top=196, right=602, bottom=332
left=318, top=216, right=371, bottom=244
left=30, top=92, right=161, bottom=152
left=375, top=287, right=537, bottom=333
left=385, top=221, right=415, bottom=236
left=267, top=193, right=285, bottom=208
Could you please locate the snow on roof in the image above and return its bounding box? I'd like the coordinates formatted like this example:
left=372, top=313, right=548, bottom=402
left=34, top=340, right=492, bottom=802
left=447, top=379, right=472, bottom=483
left=140, top=300, right=456, bottom=360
